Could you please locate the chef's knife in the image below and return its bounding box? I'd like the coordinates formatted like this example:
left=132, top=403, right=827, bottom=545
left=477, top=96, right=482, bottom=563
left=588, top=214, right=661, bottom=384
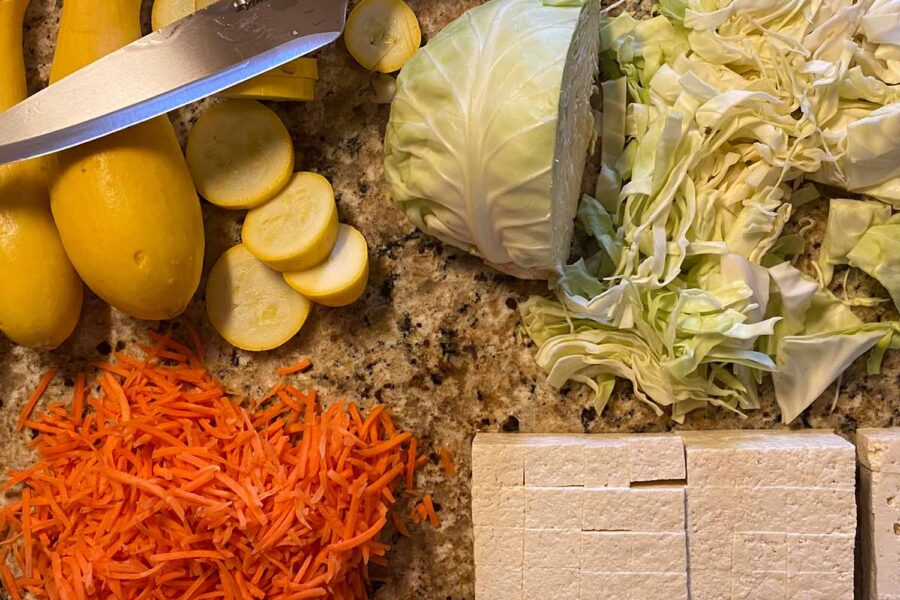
left=0, top=0, right=348, bottom=165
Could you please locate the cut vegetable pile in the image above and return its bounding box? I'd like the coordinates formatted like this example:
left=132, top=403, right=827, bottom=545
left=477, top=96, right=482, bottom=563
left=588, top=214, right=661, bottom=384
left=0, top=334, right=427, bottom=599
left=520, top=0, right=900, bottom=422
left=185, top=100, right=371, bottom=352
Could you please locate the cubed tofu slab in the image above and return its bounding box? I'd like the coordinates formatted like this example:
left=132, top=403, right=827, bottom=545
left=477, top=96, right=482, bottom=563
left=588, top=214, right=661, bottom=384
left=857, top=428, right=900, bottom=600
left=472, top=430, right=855, bottom=600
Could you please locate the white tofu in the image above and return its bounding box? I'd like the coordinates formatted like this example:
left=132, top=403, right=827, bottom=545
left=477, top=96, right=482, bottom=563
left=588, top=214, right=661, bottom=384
left=787, top=572, right=853, bottom=600
left=732, top=532, right=787, bottom=573
left=681, top=430, right=855, bottom=489
left=732, top=487, right=788, bottom=531
left=525, top=487, right=584, bottom=530
left=579, top=572, right=630, bottom=600
left=857, top=428, right=900, bottom=600
left=582, top=487, right=684, bottom=532
left=473, top=526, right=523, bottom=569
left=785, top=533, right=854, bottom=574
left=524, top=528, right=580, bottom=569
left=583, top=439, right=631, bottom=488
left=732, top=572, right=787, bottom=599
left=524, top=437, right=585, bottom=487
left=627, top=435, right=686, bottom=483
left=631, top=532, right=687, bottom=573
left=523, top=567, right=579, bottom=600
left=580, top=532, right=632, bottom=573
left=784, top=488, right=856, bottom=535
left=640, top=574, right=688, bottom=600
left=687, top=530, right=734, bottom=571
left=689, top=570, right=732, bottom=600
left=473, top=435, right=525, bottom=488
left=472, top=486, right=525, bottom=528
left=475, top=565, right=522, bottom=600
left=686, top=486, right=739, bottom=533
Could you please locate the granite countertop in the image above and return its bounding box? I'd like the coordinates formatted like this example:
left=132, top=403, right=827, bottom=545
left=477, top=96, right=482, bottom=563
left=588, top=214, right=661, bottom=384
left=2, top=1, right=899, bottom=598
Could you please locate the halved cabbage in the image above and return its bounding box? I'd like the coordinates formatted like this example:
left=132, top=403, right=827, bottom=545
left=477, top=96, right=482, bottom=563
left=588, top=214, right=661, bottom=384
left=384, top=0, right=601, bottom=278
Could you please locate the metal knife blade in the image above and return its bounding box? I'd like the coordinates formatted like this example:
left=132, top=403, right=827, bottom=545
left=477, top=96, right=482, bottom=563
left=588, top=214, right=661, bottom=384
left=0, top=0, right=347, bottom=165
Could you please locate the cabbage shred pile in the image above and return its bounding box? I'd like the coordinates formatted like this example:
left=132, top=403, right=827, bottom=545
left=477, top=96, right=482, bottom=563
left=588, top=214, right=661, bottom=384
left=522, top=0, right=900, bottom=423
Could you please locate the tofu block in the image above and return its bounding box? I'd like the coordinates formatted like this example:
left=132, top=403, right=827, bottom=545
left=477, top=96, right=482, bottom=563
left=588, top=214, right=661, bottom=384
left=524, top=438, right=585, bottom=487
left=525, top=487, right=584, bottom=530
left=476, top=565, right=522, bottom=600
left=523, top=567, right=579, bottom=600
left=627, top=434, right=686, bottom=483
left=681, top=430, right=856, bottom=600
left=524, top=528, right=580, bottom=569
left=472, top=486, right=525, bottom=528
left=857, top=428, right=900, bottom=600
left=473, top=526, right=523, bottom=569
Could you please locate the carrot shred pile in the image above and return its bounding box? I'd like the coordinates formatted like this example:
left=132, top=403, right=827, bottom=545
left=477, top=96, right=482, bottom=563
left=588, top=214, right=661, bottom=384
left=0, top=334, right=423, bottom=600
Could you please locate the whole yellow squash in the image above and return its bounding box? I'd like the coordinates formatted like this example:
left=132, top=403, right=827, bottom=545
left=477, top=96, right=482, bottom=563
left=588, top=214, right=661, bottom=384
left=0, top=0, right=83, bottom=349
left=50, top=0, right=204, bottom=321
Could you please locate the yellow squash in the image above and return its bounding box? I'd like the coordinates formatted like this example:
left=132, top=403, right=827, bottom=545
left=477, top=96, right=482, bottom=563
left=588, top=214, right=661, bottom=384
left=0, top=0, right=83, bottom=349
left=50, top=0, right=204, bottom=321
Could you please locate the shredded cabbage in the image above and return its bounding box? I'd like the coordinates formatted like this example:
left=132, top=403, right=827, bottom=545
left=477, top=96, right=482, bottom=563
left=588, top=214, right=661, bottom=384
left=523, top=0, right=900, bottom=423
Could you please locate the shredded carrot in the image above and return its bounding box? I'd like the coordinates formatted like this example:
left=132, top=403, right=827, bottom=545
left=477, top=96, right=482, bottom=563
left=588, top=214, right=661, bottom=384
left=0, top=334, right=433, bottom=600
left=422, top=495, right=441, bottom=529
left=438, top=447, right=456, bottom=477
left=16, top=368, right=57, bottom=431
left=276, top=358, right=312, bottom=377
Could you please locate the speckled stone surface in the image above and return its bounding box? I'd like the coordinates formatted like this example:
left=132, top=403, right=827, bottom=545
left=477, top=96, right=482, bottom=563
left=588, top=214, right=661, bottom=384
left=2, top=1, right=899, bottom=598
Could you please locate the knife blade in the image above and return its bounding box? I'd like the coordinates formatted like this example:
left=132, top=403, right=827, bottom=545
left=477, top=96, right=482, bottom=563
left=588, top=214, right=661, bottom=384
left=0, top=0, right=347, bottom=165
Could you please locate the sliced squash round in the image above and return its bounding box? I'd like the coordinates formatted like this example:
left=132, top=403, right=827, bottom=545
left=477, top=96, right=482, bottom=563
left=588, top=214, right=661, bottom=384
left=242, top=172, right=339, bottom=272
left=283, top=225, right=369, bottom=307
left=344, top=0, right=421, bottom=73
left=206, top=244, right=311, bottom=351
left=186, top=100, right=294, bottom=210
left=151, top=0, right=195, bottom=30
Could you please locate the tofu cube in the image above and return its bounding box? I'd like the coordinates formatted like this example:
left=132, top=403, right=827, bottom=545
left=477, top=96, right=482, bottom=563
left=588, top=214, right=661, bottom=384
left=579, top=572, right=630, bottom=600
left=525, top=487, right=584, bottom=530
left=583, top=440, right=631, bottom=488
left=689, top=570, right=732, bottom=600
left=784, top=488, right=856, bottom=535
left=732, top=532, right=787, bottom=573
left=787, top=572, right=853, bottom=600
left=524, top=528, right=580, bottom=569
left=732, top=572, right=788, bottom=599
left=473, top=437, right=524, bottom=488
left=523, top=567, right=579, bottom=600
left=473, top=526, right=523, bottom=568
left=580, top=532, right=632, bottom=573
left=631, top=532, right=687, bottom=573
left=524, top=439, right=585, bottom=487
left=627, top=435, right=686, bottom=483
left=475, top=565, right=522, bottom=600
left=583, top=488, right=684, bottom=532
left=472, top=486, right=525, bottom=528
left=785, top=533, right=854, bottom=574
left=857, top=428, right=900, bottom=600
